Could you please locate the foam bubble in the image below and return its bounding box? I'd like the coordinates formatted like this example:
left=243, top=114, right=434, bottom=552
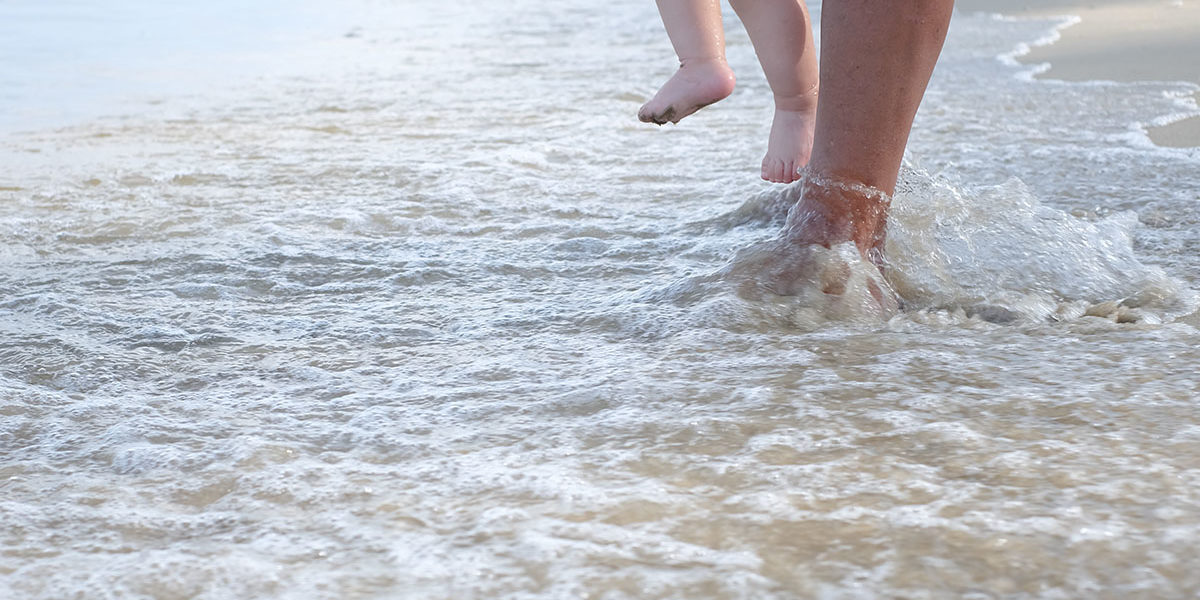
left=886, top=170, right=1197, bottom=323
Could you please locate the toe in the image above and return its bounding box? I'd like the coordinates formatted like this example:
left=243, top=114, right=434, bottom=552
left=783, top=161, right=799, bottom=183
left=767, top=159, right=784, bottom=183
left=638, top=101, right=663, bottom=124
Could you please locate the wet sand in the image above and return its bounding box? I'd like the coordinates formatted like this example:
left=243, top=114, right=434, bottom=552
left=958, top=0, right=1200, bottom=147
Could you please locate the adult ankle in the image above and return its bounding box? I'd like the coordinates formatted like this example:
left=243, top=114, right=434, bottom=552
left=787, top=171, right=891, bottom=256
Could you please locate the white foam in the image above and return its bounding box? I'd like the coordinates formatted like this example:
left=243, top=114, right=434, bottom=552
left=993, top=14, right=1081, bottom=82
left=886, top=170, right=1197, bottom=322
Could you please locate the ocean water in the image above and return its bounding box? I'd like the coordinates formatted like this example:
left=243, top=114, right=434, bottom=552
left=3, top=1, right=1200, bottom=598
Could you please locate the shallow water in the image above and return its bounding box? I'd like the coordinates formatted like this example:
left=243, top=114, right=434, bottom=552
left=3, top=1, right=1200, bottom=598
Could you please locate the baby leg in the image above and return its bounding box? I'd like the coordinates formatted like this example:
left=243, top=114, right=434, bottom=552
left=728, top=0, right=819, bottom=183
left=639, top=0, right=737, bottom=125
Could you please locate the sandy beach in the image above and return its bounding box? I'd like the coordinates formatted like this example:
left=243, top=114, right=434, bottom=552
left=958, top=0, right=1200, bottom=147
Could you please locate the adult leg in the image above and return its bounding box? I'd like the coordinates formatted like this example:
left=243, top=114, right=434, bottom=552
left=639, top=0, right=738, bottom=125
left=728, top=0, right=819, bottom=184
left=785, top=0, right=954, bottom=263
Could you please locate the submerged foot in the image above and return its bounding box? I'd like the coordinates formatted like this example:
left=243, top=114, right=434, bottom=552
left=779, top=173, right=897, bottom=309
left=782, top=172, right=890, bottom=267
left=761, top=92, right=818, bottom=184
left=717, top=174, right=899, bottom=319
left=638, top=58, right=736, bottom=125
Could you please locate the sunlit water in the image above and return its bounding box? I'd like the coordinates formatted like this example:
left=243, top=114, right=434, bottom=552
left=3, top=1, right=1200, bottom=598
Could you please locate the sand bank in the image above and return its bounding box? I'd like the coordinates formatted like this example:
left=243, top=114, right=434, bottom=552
left=957, top=0, right=1200, bottom=147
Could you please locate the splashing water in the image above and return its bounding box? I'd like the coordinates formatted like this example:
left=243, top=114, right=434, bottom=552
left=886, top=170, right=1196, bottom=323
left=620, top=168, right=1194, bottom=335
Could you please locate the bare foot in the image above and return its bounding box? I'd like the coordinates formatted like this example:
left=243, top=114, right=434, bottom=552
left=761, top=92, right=818, bottom=184
left=638, top=58, right=736, bottom=125
left=783, top=172, right=890, bottom=266
left=782, top=173, right=895, bottom=308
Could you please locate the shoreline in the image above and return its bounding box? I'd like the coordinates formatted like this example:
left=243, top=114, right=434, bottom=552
left=957, top=0, right=1200, bottom=148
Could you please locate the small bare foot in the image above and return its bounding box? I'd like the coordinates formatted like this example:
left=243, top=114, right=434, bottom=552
left=761, top=93, right=818, bottom=184
left=638, top=58, right=736, bottom=125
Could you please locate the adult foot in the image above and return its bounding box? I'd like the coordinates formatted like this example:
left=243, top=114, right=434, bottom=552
left=716, top=174, right=898, bottom=316
left=761, top=91, right=818, bottom=183
left=780, top=174, right=896, bottom=308
left=638, top=58, right=736, bottom=125
left=782, top=172, right=890, bottom=267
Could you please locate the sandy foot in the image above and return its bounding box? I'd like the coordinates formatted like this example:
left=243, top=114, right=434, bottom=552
left=638, top=58, right=736, bottom=125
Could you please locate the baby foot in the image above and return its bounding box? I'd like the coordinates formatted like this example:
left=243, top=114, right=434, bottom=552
left=761, top=93, right=818, bottom=184
left=638, top=58, right=736, bottom=125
